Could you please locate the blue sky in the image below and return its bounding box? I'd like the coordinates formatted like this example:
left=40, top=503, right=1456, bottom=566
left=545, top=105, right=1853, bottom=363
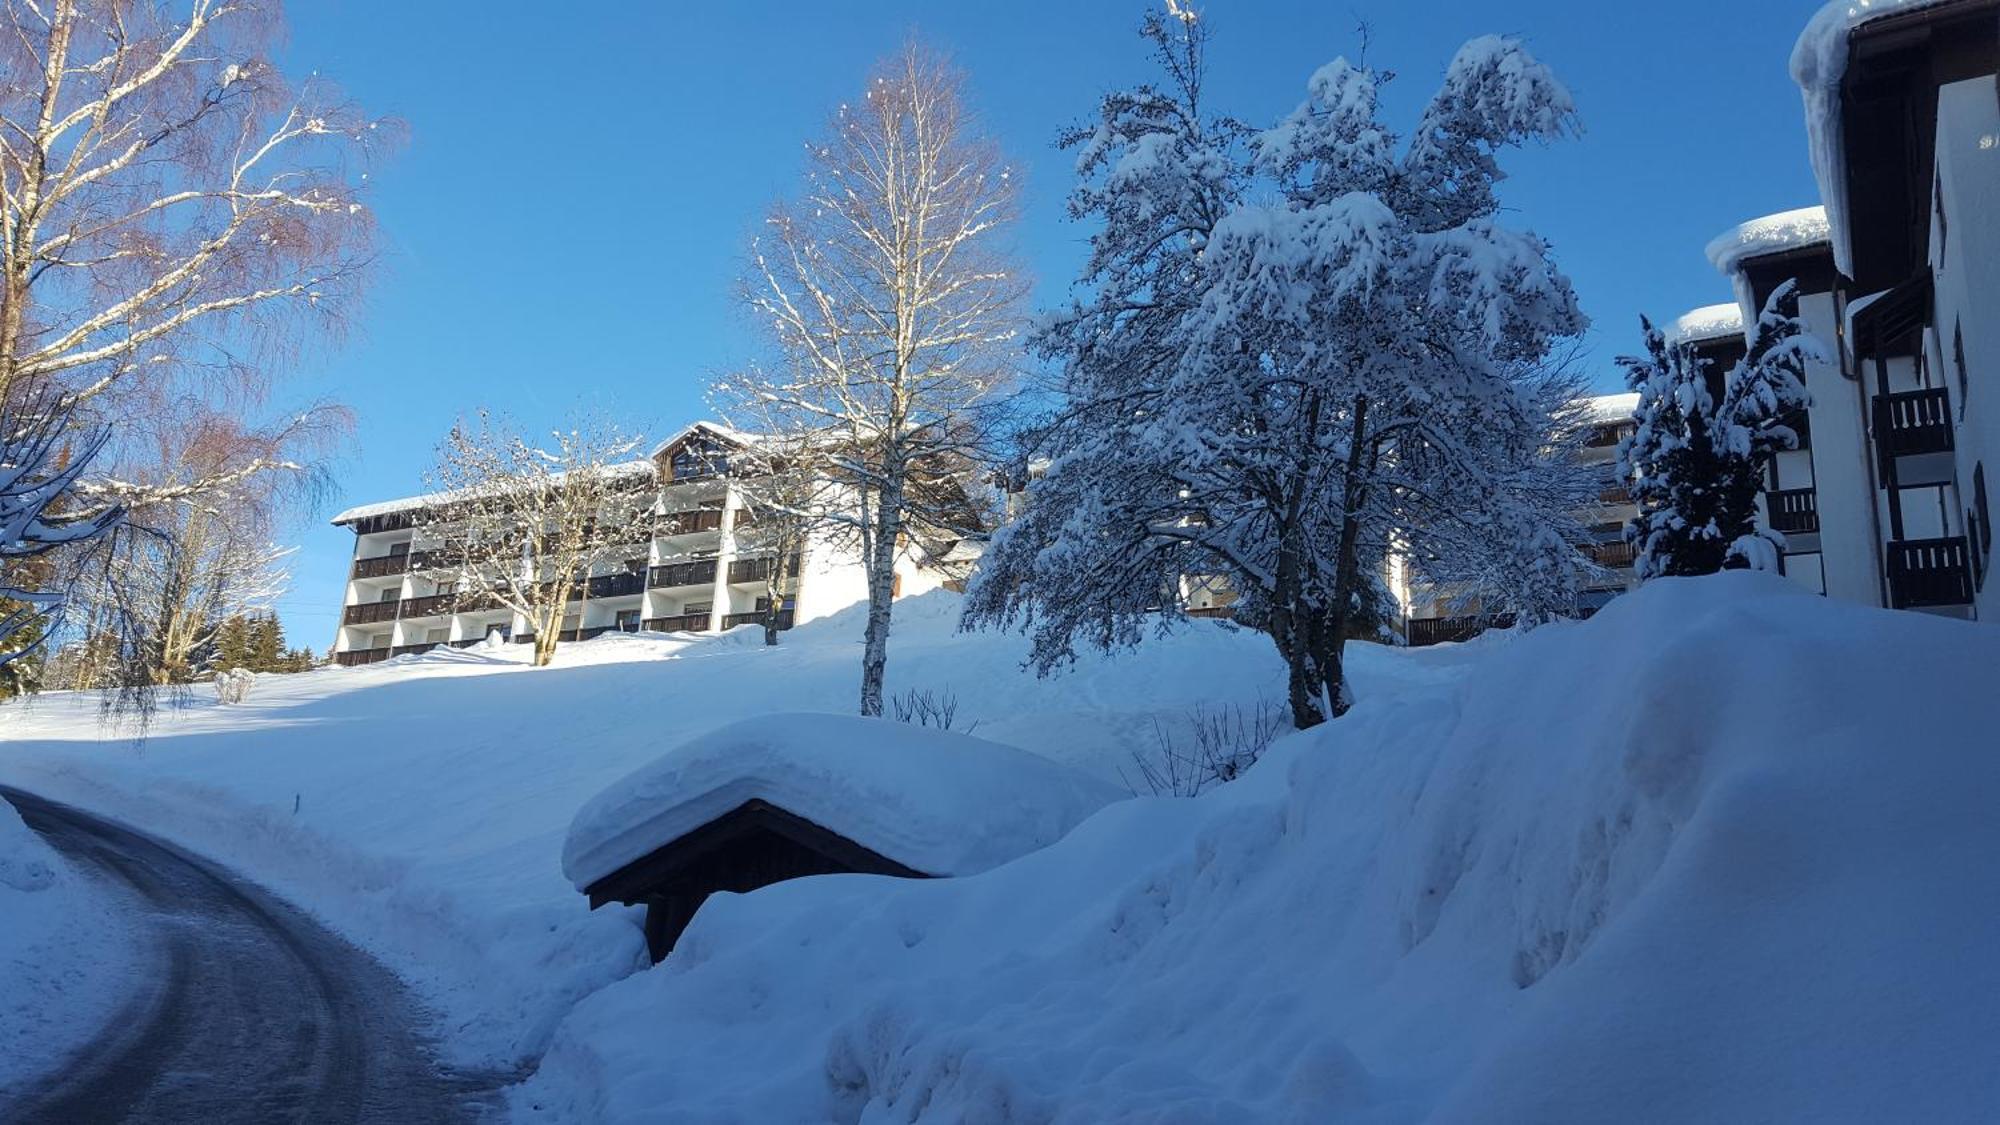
left=272, top=0, right=1829, bottom=645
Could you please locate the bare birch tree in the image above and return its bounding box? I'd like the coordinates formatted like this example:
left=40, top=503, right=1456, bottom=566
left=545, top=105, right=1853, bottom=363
left=721, top=40, right=1025, bottom=715
left=0, top=0, right=389, bottom=503
left=418, top=411, right=650, bottom=668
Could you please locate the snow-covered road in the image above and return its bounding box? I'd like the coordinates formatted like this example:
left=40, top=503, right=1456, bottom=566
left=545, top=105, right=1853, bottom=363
left=0, top=787, right=496, bottom=1124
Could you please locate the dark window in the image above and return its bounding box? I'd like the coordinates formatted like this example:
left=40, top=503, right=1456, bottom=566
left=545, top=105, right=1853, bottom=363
left=684, top=601, right=712, bottom=616
left=1954, top=320, right=1968, bottom=419
left=615, top=609, right=641, bottom=631
left=388, top=541, right=410, bottom=556
left=1935, top=171, right=1948, bottom=257
left=377, top=589, right=398, bottom=603
left=1973, top=463, right=1991, bottom=591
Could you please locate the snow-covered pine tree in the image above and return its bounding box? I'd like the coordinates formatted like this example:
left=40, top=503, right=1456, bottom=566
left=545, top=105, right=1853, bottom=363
left=966, top=14, right=1590, bottom=729
left=1718, top=281, right=1818, bottom=570
left=1619, top=282, right=1817, bottom=577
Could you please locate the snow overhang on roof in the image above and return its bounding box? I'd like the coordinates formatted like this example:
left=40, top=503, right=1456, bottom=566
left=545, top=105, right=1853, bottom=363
left=1583, top=392, right=1640, bottom=425
left=1704, top=206, right=1832, bottom=276
left=1668, top=302, right=1748, bottom=347
left=329, top=458, right=658, bottom=527
left=1791, top=0, right=1964, bottom=276
left=647, top=421, right=759, bottom=461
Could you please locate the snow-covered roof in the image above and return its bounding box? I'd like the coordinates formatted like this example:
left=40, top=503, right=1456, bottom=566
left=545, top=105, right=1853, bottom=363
left=646, top=421, right=762, bottom=462
left=563, top=713, right=1125, bottom=889
left=1668, top=303, right=1747, bottom=346
left=330, top=458, right=657, bottom=526
left=1703, top=207, right=1831, bottom=276
left=1791, top=0, right=1965, bottom=275
left=1583, top=392, right=1640, bottom=425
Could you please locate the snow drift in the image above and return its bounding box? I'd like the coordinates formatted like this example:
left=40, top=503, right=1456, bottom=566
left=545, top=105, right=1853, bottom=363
left=513, top=574, right=2000, bottom=1122
left=0, top=795, right=133, bottom=1100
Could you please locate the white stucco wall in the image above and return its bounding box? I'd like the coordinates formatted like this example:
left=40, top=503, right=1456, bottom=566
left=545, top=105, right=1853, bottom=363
left=1935, top=76, right=2000, bottom=620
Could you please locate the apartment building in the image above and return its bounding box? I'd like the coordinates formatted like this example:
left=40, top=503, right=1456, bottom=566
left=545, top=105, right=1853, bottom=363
left=329, top=423, right=960, bottom=665
left=1682, top=0, right=1999, bottom=619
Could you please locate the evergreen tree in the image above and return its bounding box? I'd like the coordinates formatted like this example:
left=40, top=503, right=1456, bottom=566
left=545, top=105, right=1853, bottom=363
left=212, top=614, right=252, bottom=671
left=248, top=612, right=284, bottom=671
left=1620, top=282, right=1817, bottom=578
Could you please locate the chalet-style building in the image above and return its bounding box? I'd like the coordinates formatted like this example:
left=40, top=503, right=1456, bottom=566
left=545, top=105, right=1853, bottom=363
left=329, top=423, right=965, bottom=665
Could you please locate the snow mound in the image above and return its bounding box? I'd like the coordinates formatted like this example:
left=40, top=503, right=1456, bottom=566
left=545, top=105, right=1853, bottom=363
left=0, top=798, right=58, bottom=892
left=1668, top=302, right=1746, bottom=347
left=514, top=573, right=2000, bottom=1123
left=565, top=714, right=1127, bottom=888
left=1703, top=205, right=1830, bottom=276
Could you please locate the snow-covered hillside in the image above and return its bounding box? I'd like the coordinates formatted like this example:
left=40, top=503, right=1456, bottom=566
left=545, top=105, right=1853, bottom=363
left=6, top=576, right=1995, bottom=1122
left=0, top=591, right=1405, bottom=1070
left=509, top=574, right=2000, bottom=1122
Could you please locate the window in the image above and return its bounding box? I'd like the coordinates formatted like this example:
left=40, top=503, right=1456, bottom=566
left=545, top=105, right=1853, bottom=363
left=1954, top=320, right=1968, bottom=419
left=684, top=601, right=712, bottom=616
left=1935, top=171, right=1948, bottom=258
left=1973, top=463, right=1991, bottom=592
left=425, top=628, right=448, bottom=644
left=388, top=541, right=409, bottom=557
left=377, top=589, right=398, bottom=603
left=615, top=609, right=641, bottom=631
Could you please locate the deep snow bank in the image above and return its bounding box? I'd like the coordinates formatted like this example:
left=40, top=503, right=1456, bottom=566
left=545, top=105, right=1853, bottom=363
left=512, top=574, right=2000, bottom=1123
left=0, top=796, right=133, bottom=1100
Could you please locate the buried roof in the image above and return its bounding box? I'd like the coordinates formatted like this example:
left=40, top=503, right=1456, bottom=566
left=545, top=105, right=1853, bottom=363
left=562, top=713, right=1126, bottom=892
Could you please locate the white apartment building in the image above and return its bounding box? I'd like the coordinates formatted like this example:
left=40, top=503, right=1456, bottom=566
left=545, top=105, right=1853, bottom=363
left=1679, top=0, right=1998, bottom=620
left=329, top=423, right=961, bottom=665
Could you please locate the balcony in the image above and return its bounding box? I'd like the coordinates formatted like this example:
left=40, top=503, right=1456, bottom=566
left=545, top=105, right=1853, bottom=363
left=1874, top=387, right=1954, bottom=465
left=648, top=560, right=718, bottom=589
left=721, top=609, right=796, bottom=630
left=1583, top=539, right=1636, bottom=568
left=1887, top=536, right=1974, bottom=610
left=643, top=613, right=712, bottom=633
left=351, top=552, right=410, bottom=580
left=391, top=643, right=440, bottom=658
left=334, top=648, right=392, bottom=667
left=341, top=600, right=401, bottom=626
left=399, top=593, right=459, bottom=619
left=585, top=571, right=647, bottom=599
left=727, top=553, right=801, bottom=584
left=655, top=509, right=724, bottom=537
left=1767, top=487, right=1819, bottom=535
left=1408, top=613, right=1515, bottom=648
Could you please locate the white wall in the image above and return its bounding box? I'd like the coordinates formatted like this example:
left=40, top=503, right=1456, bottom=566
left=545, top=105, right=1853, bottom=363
left=1799, top=288, right=1884, bottom=607
left=1936, top=76, right=2000, bottom=620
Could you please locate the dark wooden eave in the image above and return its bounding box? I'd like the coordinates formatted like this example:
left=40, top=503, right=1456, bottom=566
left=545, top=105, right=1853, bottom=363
left=582, top=797, right=930, bottom=909
left=1837, top=0, right=2000, bottom=293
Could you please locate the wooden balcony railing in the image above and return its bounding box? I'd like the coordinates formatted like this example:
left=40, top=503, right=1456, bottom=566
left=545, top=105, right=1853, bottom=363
left=721, top=609, right=795, bottom=630
left=334, top=648, right=392, bottom=666
left=1767, top=487, right=1819, bottom=535
left=643, top=613, right=712, bottom=633
left=391, top=643, right=440, bottom=657
left=727, top=553, right=801, bottom=584
left=1874, top=387, right=1954, bottom=464
left=351, top=552, right=410, bottom=579
left=655, top=509, right=724, bottom=537
left=648, top=560, right=718, bottom=589
left=1407, top=613, right=1516, bottom=648
left=1583, top=539, right=1636, bottom=568
left=399, top=593, right=459, bottom=619
left=342, top=600, right=400, bottom=626
left=585, top=571, right=647, bottom=599
left=1887, top=536, right=1974, bottom=610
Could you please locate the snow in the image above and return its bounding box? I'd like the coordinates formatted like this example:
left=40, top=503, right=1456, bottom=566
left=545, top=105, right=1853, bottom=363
left=0, top=590, right=1361, bottom=1073
left=1581, top=391, right=1638, bottom=423
left=0, top=795, right=134, bottom=1100
left=565, top=714, right=1124, bottom=888
left=1702, top=205, right=1830, bottom=276
left=513, top=572, right=2000, bottom=1122
left=1667, top=301, right=1745, bottom=346
left=329, top=457, right=657, bottom=525
left=1791, top=1, right=1957, bottom=275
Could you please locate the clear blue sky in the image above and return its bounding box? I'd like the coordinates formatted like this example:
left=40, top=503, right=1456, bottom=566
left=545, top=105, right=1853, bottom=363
left=271, top=0, right=1829, bottom=646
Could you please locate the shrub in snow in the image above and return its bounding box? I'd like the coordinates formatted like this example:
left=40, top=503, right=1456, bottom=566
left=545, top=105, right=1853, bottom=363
left=1619, top=283, right=1819, bottom=578
left=966, top=14, right=1595, bottom=730
left=887, top=686, right=974, bottom=733
left=1125, top=700, right=1288, bottom=797
left=212, top=667, right=255, bottom=705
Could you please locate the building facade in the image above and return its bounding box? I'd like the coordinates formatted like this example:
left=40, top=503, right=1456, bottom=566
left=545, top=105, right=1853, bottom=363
left=328, top=423, right=958, bottom=665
